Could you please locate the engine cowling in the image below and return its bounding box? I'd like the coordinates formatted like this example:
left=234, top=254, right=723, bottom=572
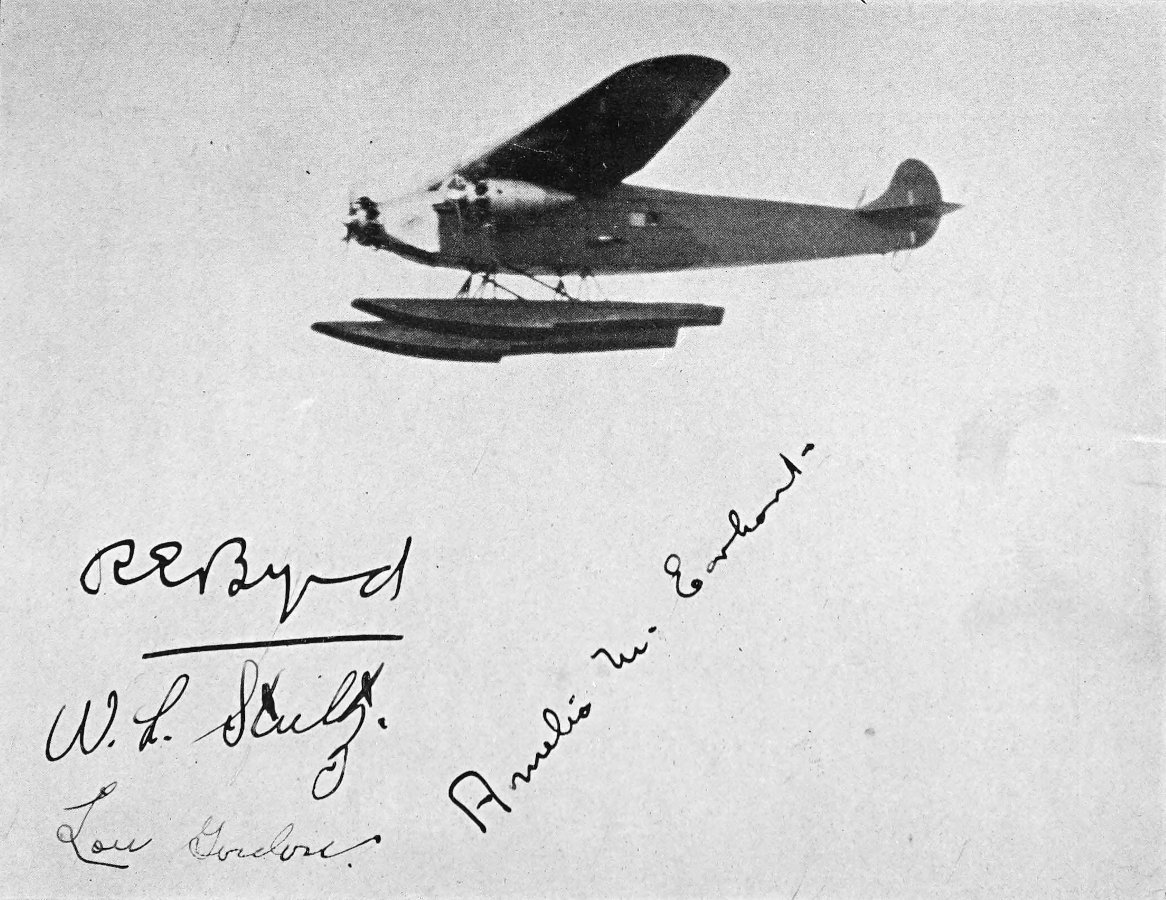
left=444, top=176, right=575, bottom=218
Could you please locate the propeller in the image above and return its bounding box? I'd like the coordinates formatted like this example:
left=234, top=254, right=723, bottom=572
left=343, top=185, right=356, bottom=244
left=344, top=191, right=383, bottom=245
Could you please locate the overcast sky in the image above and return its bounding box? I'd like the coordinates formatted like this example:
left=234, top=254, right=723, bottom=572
left=2, top=2, right=1162, bottom=897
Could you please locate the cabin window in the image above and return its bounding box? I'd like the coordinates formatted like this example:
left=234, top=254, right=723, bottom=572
left=628, top=211, right=658, bottom=228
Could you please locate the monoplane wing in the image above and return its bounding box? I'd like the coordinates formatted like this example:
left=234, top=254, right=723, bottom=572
left=454, top=55, right=730, bottom=195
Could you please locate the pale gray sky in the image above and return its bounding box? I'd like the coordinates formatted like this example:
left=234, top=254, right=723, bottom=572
left=2, top=2, right=1162, bottom=897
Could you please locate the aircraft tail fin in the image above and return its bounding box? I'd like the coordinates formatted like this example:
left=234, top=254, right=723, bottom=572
left=858, top=159, right=961, bottom=217
left=856, top=159, right=961, bottom=247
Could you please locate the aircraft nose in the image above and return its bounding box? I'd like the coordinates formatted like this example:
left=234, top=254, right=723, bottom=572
left=376, top=190, right=441, bottom=254
left=344, top=195, right=379, bottom=240
left=353, top=196, right=379, bottom=219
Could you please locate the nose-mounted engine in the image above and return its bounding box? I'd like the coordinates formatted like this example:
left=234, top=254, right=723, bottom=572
left=441, top=175, right=575, bottom=222
left=342, top=174, right=572, bottom=260
left=344, top=196, right=392, bottom=249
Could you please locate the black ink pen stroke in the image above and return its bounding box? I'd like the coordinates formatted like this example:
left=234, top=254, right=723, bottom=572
left=56, top=783, right=151, bottom=868
left=664, top=553, right=703, bottom=598
left=706, top=444, right=813, bottom=574
left=80, top=535, right=411, bottom=625
left=45, top=691, right=118, bottom=762
left=142, top=633, right=404, bottom=660
left=592, top=627, right=656, bottom=669
left=192, top=659, right=384, bottom=801
left=510, top=698, right=592, bottom=791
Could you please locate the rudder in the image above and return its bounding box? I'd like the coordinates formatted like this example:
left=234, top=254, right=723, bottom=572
left=855, top=158, right=960, bottom=250
left=860, top=159, right=943, bottom=212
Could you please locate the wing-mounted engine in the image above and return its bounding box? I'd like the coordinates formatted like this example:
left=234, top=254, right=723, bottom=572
left=440, top=175, right=576, bottom=221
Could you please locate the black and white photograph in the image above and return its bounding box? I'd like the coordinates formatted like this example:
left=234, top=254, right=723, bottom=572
left=1, top=1, right=1161, bottom=896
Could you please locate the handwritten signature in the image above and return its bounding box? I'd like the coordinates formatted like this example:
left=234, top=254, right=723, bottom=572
left=47, top=660, right=386, bottom=801
left=56, top=782, right=151, bottom=868
left=45, top=674, right=190, bottom=762
left=447, top=693, right=592, bottom=834
left=54, top=781, right=380, bottom=868
left=194, top=659, right=387, bottom=800
left=188, top=817, right=381, bottom=862
left=591, top=626, right=656, bottom=669
left=447, top=442, right=817, bottom=835
left=45, top=536, right=408, bottom=869
left=79, top=535, right=411, bottom=625
left=509, top=696, right=592, bottom=790
left=666, top=443, right=814, bottom=598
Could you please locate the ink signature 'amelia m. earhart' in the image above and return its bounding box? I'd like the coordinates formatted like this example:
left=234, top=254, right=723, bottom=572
left=448, top=442, right=816, bottom=835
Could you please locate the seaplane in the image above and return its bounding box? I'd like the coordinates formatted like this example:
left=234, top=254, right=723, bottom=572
left=316, top=54, right=960, bottom=362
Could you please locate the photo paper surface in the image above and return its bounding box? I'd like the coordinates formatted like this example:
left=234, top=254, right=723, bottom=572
left=1, top=2, right=1162, bottom=896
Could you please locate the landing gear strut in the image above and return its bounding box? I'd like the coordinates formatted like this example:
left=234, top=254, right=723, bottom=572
left=453, top=264, right=604, bottom=303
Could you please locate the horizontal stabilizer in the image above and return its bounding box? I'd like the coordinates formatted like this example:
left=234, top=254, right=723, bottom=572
left=858, top=159, right=961, bottom=216
left=857, top=200, right=963, bottom=224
